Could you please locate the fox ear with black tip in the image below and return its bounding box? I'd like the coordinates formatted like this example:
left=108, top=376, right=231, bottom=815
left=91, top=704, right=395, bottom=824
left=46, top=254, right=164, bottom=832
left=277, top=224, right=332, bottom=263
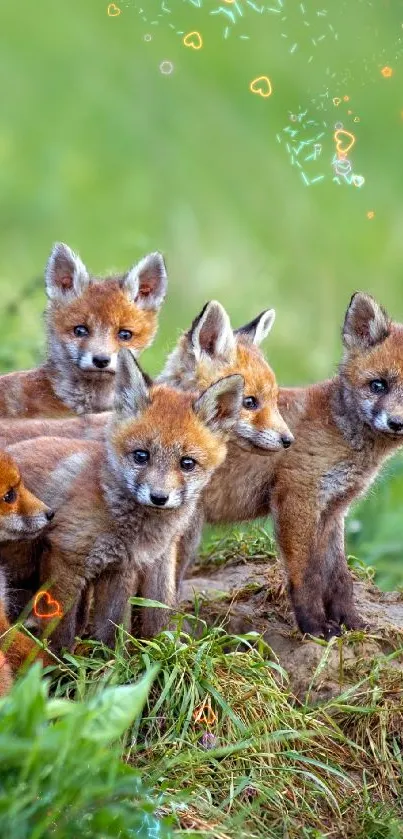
left=188, top=301, right=236, bottom=361
left=235, top=309, right=276, bottom=346
left=114, top=349, right=151, bottom=420
left=343, top=292, right=390, bottom=351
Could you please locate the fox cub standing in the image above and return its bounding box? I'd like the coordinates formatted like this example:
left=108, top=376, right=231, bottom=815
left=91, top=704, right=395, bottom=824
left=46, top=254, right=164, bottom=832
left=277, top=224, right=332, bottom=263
left=179, top=292, right=403, bottom=639
left=0, top=301, right=294, bottom=455
left=0, top=243, right=167, bottom=418
left=0, top=451, right=54, bottom=692
left=5, top=351, right=244, bottom=651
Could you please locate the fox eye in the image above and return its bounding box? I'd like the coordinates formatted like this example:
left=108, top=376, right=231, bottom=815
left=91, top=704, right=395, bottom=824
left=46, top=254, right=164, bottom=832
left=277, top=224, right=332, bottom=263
left=180, top=457, right=197, bottom=472
left=74, top=325, right=89, bottom=338
left=3, top=488, right=16, bottom=504
left=133, top=450, right=150, bottom=465
left=243, top=396, right=259, bottom=410
left=369, top=379, right=389, bottom=394
left=118, top=329, right=133, bottom=341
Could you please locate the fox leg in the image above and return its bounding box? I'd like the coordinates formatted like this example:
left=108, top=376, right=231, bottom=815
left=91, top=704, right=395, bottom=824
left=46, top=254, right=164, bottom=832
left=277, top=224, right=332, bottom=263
left=272, top=494, right=341, bottom=640
left=140, top=544, right=177, bottom=638
left=91, top=567, right=136, bottom=647
left=176, top=507, right=205, bottom=592
left=37, top=549, right=85, bottom=652
left=322, top=516, right=366, bottom=630
left=0, top=601, right=53, bottom=670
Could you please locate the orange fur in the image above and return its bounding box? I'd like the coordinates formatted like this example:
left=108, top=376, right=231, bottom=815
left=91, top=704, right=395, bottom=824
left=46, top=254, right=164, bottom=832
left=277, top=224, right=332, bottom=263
left=0, top=245, right=166, bottom=419
left=182, top=294, right=403, bottom=638
left=2, top=356, right=242, bottom=650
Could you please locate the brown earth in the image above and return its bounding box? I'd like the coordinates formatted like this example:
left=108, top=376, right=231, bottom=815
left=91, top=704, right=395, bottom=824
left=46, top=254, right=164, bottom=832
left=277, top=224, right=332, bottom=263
left=181, top=554, right=403, bottom=703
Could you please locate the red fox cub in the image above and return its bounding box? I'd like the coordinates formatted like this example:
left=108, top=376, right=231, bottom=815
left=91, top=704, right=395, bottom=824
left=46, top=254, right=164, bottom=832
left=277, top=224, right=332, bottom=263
left=0, top=455, right=54, bottom=692
left=0, top=449, right=54, bottom=541
left=5, top=351, right=244, bottom=651
left=0, top=243, right=167, bottom=418
left=0, top=301, right=293, bottom=454
left=180, top=293, right=403, bottom=638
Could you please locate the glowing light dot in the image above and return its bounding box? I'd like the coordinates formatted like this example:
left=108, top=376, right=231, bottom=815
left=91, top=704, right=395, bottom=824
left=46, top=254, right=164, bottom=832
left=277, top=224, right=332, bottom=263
left=144, top=34, right=152, bottom=41
left=333, top=97, right=341, bottom=106
left=367, top=211, right=375, bottom=219
left=381, top=66, right=393, bottom=77
left=353, top=116, right=360, bottom=122
left=343, top=95, right=350, bottom=101
left=159, top=60, right=174, bottom=74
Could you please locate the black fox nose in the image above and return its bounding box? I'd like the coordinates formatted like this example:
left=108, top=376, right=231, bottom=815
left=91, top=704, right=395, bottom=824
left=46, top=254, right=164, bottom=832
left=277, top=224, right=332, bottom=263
left=150, top=492, right=169, bottom=507
left=281, top=434, right=294, bottom=449
left=46, top=510, right=55, bottom=521
left=92, top=355, right=111, bottom=369
left=387, top=417, right=403, bottom=432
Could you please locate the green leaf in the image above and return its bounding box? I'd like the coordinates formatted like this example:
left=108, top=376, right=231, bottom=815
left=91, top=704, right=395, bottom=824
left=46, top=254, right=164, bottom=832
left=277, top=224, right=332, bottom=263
left=130, top=597, right=171, bottom=609
left=79, top=665, right=159, bottom=745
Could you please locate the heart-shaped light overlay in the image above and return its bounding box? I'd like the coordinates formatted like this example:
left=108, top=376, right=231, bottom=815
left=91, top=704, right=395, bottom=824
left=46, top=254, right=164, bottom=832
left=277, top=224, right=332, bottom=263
left=33, top=591, right=63, bottom=619
left=183, top=31, right=203, bottom=50
left=334, top=128, right=355, bottom=157
left=107, top=3, right=121, bottom=16
left=250, top=76, right=273, bottom=98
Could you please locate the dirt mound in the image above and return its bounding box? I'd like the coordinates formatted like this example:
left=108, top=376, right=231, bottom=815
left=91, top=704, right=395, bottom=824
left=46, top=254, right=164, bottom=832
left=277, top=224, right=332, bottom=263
left=181, top=554, right=403, bottom=703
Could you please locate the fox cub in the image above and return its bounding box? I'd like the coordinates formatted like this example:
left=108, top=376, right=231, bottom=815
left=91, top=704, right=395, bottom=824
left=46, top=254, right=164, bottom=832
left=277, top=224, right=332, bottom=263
left=0, top=243, right=167, bottom=418
left=179, top=292, right=403, bottom=638
left=0, top=453, right=54, bottom=691
left=5, top=351, right=244, bottom=651
left=0, top=301, right=293, bottom=456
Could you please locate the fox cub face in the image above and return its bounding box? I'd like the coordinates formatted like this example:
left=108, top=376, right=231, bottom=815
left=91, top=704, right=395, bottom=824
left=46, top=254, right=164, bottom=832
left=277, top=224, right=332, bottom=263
left=45, top=242, right=167, bottom=375
left=109, top=351, right=244, bottom=510
left=342, top=292, right=403, bottom=437
left=162, top=301, right=293, bottom=452
left=0, top=451, right=54, bottom=541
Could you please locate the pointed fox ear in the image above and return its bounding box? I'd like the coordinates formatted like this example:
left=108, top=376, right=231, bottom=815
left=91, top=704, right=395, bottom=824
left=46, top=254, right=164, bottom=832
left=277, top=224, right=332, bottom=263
left=193, top=374, right=244, bottom=434
left=235, top=309, right=276, bottom=345
left=343, top=293, right=390, bottom=351
left=114, top=349, right=151, bottom=419
left=45, top=243, right=90, bottom=301
left=189, top=301, right=236, bottom=361
left=121, top=252, right=167, bottom=311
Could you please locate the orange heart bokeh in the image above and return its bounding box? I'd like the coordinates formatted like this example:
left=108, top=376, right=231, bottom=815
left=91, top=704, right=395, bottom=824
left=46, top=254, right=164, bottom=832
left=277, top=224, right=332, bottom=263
left=107, top=3, right=121, bottom=16
left=334, top=128, right=355, bottom=158
left=183, top=31, right=203, bottom=50
left=33, top=591, right=63, bottom=619
left=250, top=76, right=273, bottom=98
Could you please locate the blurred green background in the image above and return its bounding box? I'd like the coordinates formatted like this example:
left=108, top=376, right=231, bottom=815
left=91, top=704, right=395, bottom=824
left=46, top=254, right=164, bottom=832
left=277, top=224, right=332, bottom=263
left=0, top=0, right=402, bottom=587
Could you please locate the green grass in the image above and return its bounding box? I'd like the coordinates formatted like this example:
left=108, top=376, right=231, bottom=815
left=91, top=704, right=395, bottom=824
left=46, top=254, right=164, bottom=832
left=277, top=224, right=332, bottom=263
left=2, top=531, right=403, bottom=837
left=1, top=0, right=403, bottom=588
left=1, top=4, right=403, bottom=835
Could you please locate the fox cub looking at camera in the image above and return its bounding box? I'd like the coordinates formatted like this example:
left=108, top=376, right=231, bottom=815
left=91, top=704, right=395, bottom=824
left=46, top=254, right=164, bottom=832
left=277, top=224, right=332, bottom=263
left=5, top=351, right=244, bottom=651
left=0, top=301, right=293, bottom=455
left=0, top=243, right=167, bottom=418
left=178, top=292, right=403, bottom=639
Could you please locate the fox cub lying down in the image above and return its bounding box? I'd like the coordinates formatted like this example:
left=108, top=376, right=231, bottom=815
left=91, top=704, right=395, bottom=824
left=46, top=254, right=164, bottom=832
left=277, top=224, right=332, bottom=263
left=3, top=352, right=244, bottom=652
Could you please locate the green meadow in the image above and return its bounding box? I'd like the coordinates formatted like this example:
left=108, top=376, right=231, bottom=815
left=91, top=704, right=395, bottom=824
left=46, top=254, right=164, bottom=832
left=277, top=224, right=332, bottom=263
left=0, top=0, right=402, bottom=590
